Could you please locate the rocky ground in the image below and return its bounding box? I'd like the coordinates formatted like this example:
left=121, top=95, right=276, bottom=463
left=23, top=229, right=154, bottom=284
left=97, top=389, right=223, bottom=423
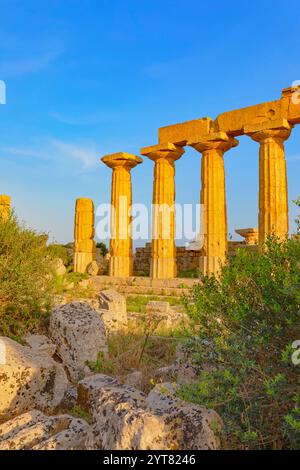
left=0, top=289, right=222, bottom=450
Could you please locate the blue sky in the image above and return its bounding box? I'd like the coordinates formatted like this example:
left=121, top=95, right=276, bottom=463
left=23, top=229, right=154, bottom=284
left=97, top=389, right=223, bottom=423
left=0, top=0, right=299, bottom=245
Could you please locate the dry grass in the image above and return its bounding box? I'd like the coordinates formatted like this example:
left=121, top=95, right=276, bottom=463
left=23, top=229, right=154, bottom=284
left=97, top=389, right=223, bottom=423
left=88, top=317, right=179, bottom=393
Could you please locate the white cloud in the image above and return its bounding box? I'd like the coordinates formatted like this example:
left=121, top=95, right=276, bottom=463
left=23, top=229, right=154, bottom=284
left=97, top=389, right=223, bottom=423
left=50, top=110, right=122, bottom=126
left=0, top=38, right=66, bottom=77
left=1, top=139, right=99, bottom=171
left=51, top=140, right=98, bottom=169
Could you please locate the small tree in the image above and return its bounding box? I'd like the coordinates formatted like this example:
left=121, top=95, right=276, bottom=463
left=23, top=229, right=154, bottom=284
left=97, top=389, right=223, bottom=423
left=47, top=243, right=72, bottom=267
left=96, top=242, right=108, bottom=256
left=0, top=213, right=55, bottom=339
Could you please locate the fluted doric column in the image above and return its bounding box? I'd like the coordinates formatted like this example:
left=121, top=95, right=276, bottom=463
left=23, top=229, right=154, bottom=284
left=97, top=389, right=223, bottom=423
left=245, top=119, right=292, bottom=245
left=188, top=132, right=238, bottom=276
left=0, top=195, right=11, bottom=220
left=102, top=152, right=142, bottom=277
left=141, top=143, right=184, bottom=279
left=74, top=198, right=96, bottom=273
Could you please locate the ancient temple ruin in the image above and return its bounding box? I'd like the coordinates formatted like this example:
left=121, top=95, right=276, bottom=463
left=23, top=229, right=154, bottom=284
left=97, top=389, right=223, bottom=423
left=75, top=86, right=300, bottom=278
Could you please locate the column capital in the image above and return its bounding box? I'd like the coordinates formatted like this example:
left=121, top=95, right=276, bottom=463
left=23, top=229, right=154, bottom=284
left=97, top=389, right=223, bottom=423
left=235, top=228, right=258, bottom=245
left=101, top=152, right=143, bottom=170
left=188, top=131, right=238, bottom=153
left=244, top=118, right=292, bottom=143
left=140, top=142, right=184, bottom=162
left=0, top=195, right=11, bottom=206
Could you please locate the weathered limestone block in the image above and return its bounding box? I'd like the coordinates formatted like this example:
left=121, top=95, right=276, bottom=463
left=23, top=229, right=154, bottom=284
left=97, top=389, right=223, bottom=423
left=216, top=99, right=286, bottom=135
left=81, top=374, right=221, bottom=450
left=51, top=257, right=67, bottom=276
left=101, top=152, right=142, bottom=277
left=283, top=85, right=300, bottom=124
left=83, top=379, right=168, bottom=450
left=0, top=337, right=68, bottom=422
left=123, top=370, right=143, bottom=390
left=235, top=228, right=258, bottom=245
left=146, top=382, right=222, bottom=450
left=74, top=198, right=96, bottom=273
left=32, top=417, right=89, bottom=450
left=98, top=289, right=128, bottom=333
left=146, top=300, right=170, bottom=316
left=158, top=117, right=213, bottom=145
left=49, top=302, right=108, bottom=381
left=23, top=333, right=56, bottom=357
left=0, top=195, right=11, bottom=220
left=78, top=374, right=143, bottom=412
left=87, top=260, right=100, bottom=276
left=0, top=410, right=89, bottom=450
left=145, top=301, right=189, bottom=331
left=141, top=143, right=184, bottom=279
left=189, top=132, right=238, bottom=276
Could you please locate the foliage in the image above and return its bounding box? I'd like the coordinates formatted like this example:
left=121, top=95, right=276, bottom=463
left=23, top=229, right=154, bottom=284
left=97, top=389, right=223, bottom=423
left=88, top=321, right=177, bottom=393
left=47, top=243, right=72, bottom=267
left=0, top=213, right=55, bottom=340
left=178, top=268, right=201, bottom=278
left=96, top=242, right=108, bottom=257
left=126, top=295, right=182, bottom=313
left=69, top=405, right=92, bottom=424
left=294, top=197, right=300, bottom=234
left=52, top=271, right=91, bottom=299
left=181, top=226, right=300, bottom=448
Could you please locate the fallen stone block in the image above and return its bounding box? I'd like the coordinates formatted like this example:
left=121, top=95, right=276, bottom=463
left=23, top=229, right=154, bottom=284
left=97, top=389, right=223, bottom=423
left=0, top=337, right=68, bottom=422
left=49, top=301, right=108, bottom=381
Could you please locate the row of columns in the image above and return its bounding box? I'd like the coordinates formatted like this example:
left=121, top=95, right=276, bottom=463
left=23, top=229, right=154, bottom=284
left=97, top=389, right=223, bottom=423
left=96, top=118, right=291, bottom=278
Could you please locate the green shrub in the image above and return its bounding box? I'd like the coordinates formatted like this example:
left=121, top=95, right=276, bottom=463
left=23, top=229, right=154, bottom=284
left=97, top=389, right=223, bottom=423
left=178, top=268, right=201, bottom=278
left=181, top=227, right=300, bottom=448
left=47, top=243, right=72, bottom=267
left=0, top=213, right=55, bottom=339
left=96, top=242, right=108, bottom=256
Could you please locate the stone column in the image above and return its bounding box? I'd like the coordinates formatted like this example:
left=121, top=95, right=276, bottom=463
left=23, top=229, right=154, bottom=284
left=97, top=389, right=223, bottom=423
left=245, top=119, right=292, bottom=245
left=101, top=152, right=142, bottom=277
left=74, top=198, right=96, bottom=273
left=188, top=132, right=238, bottom=276
left=141, top=143, right=184, bottom=279
left=0, top=195, right=11, bottom=220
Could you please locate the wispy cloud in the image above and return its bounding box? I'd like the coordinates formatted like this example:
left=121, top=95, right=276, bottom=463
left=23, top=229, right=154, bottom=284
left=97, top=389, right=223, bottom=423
left=0, top=39, right=66, bottom=77
left=1, top=139, right=99, bottom=171
left=50, top=110, right=122, bottom=126
left=51, top=140, right=98, bottom=169
left=0, top=50, right=62, bottom=77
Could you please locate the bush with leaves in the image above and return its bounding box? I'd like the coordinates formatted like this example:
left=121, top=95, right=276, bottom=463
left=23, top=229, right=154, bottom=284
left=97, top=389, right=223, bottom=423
left=0, top=213, right=55, bottom=340
left=47, top=243, right=73, bottom=267
left=96, top=242, right=108, bottom=257
left=180, top=208, right=300, bottom=449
